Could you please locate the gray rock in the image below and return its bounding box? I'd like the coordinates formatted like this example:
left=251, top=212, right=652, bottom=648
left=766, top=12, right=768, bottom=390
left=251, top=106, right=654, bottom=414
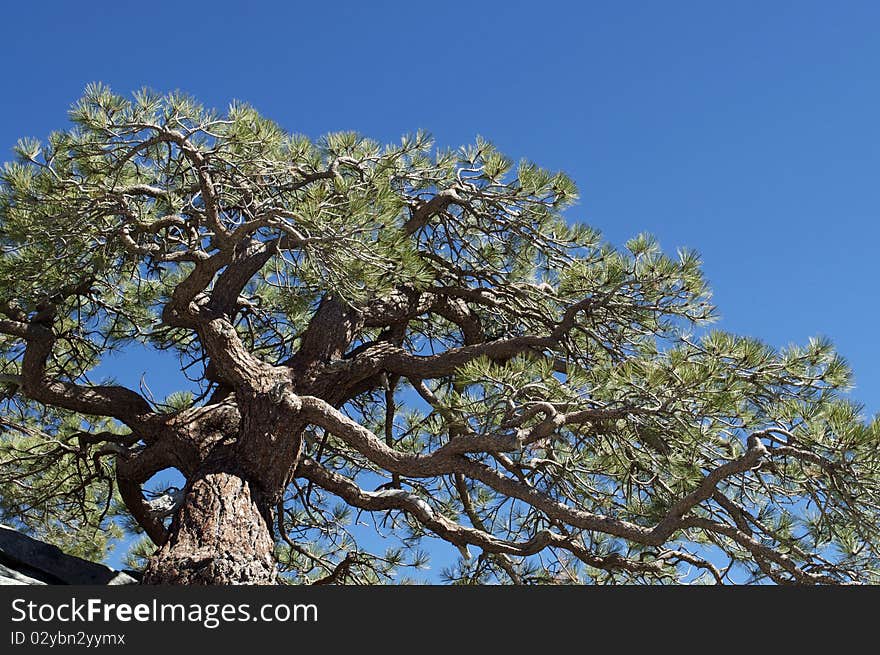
left=0, top=524, right=138, bottom=585
left=0, top=561, right=47, bottom=585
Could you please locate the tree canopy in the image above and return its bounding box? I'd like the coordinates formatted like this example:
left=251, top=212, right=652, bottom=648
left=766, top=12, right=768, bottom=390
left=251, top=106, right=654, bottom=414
left=0, top=85, right=877, bottom=584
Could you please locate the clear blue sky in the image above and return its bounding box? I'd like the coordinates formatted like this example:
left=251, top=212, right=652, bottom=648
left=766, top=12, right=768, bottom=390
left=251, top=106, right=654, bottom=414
left=2, top=1, right=878, bottom=575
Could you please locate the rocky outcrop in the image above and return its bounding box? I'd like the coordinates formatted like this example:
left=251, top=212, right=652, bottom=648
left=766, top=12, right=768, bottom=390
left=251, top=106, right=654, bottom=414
left=0, top=524, right=138, bottom=585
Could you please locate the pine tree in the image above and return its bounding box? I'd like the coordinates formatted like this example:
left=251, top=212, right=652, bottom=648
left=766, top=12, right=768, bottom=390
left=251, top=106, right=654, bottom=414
left=0, top=85, right=877, bottom=584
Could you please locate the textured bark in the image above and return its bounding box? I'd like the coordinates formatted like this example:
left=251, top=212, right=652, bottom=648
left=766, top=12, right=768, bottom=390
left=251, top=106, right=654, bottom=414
left=136, top=384, right=307, bottom=584
left=142, top=470, right=276, bottom=585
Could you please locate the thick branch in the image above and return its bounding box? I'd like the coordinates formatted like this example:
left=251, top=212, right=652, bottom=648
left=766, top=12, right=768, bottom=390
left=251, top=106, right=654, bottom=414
left=650, top=436, right=768, bottom=540
left=286, top=296, right=361, bottom=371
left=297, top=394, right=784, bottom=550
left=342, top=296, right=597, bottom=381
left=115, top=443, right=177, bottom=546
left=402, top=188, right=464, bottom=236
left=18, top=323, right=152, bottom=425
left=207, top=240, right=275, bottom=317
left=682, top=517, right=845, bottom=585
left=296, top=457, right=661, bottom=573
left=296, top=458, right=656, bottom=570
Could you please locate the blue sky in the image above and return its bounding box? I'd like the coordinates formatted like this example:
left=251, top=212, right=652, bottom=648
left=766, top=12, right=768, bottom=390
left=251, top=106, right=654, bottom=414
left=2, top=1, right=878, bottom=577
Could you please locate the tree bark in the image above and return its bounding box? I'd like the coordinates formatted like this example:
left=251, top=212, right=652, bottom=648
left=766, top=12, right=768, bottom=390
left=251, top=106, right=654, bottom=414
left=142, top=469, right=277, bottom=585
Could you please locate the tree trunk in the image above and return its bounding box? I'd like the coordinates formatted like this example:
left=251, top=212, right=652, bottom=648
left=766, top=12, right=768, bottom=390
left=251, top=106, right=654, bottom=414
left=142, top=470, right=277, bottom=585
